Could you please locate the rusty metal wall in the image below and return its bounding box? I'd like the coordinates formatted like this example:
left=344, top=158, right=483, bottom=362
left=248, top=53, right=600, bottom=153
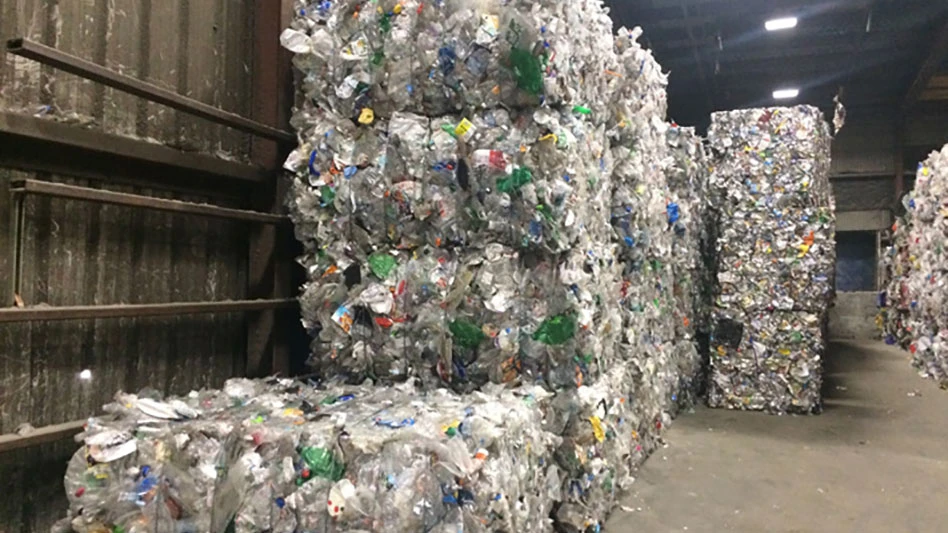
left=0, top=0, right=254, bottom=160
left=0, top=1, right=262, bottom=530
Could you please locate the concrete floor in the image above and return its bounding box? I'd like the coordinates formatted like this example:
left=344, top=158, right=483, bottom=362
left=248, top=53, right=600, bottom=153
left=606, top=340, right=948, bottom=533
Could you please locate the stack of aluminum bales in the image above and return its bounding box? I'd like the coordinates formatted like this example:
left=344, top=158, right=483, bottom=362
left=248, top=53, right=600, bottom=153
left=895, top=145, right=948, bottom=384
left=707, top=105, right=836, bottom=414
left=58, top=3, right=691, bottom=532
left=665, top=124, right=712, bottom=405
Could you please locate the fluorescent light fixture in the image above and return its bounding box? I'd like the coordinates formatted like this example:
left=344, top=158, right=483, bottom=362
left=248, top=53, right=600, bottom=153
left=765, top=17, right=798, bottom=31
left=773, top=88, right=800, bottom=100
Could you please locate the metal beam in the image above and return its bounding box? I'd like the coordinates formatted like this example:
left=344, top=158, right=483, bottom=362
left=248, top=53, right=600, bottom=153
left=903, top=18, right=948, bottom=110
left=0, top=299, right=298, bottom=323
left=713, top=34, right=918, bottom=65
left=6, top=38, right=295, bottom=143
left=247, top=0, right=298, bottom=378
left=10, top=179, right=289, bottom=224
left=0, top=111, right=268, bottom=184
left=646, top=0, right=872, bottom=9
left=0, top=420, right=86, bottom=454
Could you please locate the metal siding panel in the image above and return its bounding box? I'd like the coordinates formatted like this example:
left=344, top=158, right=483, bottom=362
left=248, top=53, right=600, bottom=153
left=168, top=198, right=210, bottom=394
left=18, top=176, right=94, bottom=427
left=0, top=170, right=32, bottom=435
left=143, top=0, right=182, bottom=148
left=49, top=0, right=108, bottom=125
left=103, top=0, right=144, bottom=138
left=134, top=187, right=175, bottom=393
left=0, top=0, right=47, bottom=112
left=2, top=0, right=255, bottom=157
left=0, top=441, right=75, bottom=532
left=221, top=0, right=253, bottom=159
left=91, top=185, right=136, bottom=420
left=0, top=2, right=259, bottom=530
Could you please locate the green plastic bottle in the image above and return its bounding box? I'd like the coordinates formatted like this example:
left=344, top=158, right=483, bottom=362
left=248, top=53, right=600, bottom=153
left=449, top=319, right=487, bottom=348
left=533, top=314, right=577, bottom=345
left=299, top=447, right=345, bottom=482
left=368, top=253, right=397, bottom=279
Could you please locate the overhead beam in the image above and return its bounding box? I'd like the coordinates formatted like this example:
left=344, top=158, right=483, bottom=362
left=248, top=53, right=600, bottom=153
left=667, top=49, right=912, bottom=81
left=903, top=18, right=948, bottom=111
left=646, top=0, right=871, bottom=9
left=713, top=34, right=920, bottom=65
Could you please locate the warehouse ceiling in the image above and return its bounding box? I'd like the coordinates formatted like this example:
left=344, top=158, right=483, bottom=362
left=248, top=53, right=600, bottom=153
left=608, top=0, right=948, bottom=128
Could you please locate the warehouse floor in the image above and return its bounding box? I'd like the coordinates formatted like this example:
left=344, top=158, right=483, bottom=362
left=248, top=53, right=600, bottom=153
left=606, top=340, right=948, bottom=533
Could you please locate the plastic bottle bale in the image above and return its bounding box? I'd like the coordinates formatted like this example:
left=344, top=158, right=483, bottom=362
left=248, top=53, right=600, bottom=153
left=278, top=3, right=700, bottom=530
left=61, top=378, right=565, bottom=533
left=665, top=124, right=712, bottom=407
left=897, top=145, right=948, bottom=385
left=877, top=213, right=912, bottom=348
left=282, top=0, right=618, bottom=121
left=706, top=105, right=836, bottom=414
left=546, top=362, right=658, bottom=530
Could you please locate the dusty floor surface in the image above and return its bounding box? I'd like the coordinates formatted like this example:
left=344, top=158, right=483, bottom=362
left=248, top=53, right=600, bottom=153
left=606, top=340, right=948, bottom=533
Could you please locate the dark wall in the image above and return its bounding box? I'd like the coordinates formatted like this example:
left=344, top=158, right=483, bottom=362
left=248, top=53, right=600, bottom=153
left=832, top=178, right=895, bottom=212
left=0, top=1, right=268, bottom=530
left=836, top=231, right=878, bottom=292
left=0, top=0, right=255, bottom=160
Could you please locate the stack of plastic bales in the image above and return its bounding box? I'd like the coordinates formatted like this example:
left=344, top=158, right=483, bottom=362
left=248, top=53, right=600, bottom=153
left=892, top=145, right=948, bottom=384
left=282, top=1, right=681, bottom=528
left=58, top=3, right=692, bottom=532
left=665, top=124, right=712, bottom=405
left=707, top=105, right=836, bottom=414
left=878, top=214, right=913, bottom=349
left=282, top=0, right=621, bottom=394
left=59, top=379, right=563, bottom=533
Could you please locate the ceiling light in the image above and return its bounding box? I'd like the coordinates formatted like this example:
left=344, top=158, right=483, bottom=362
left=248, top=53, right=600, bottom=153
left=765, top=17, right=798, bottom=31
left=773, top=88, right=800, bottom=100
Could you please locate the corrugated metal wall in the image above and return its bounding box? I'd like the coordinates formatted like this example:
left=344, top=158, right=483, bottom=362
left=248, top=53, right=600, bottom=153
left=0, top=1, right=263, bottom=530
left=0, top=0, right=254, bottom=159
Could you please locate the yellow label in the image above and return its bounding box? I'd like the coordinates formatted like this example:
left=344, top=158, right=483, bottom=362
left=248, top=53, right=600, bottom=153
left=589, top=416, right=605, bottom=442
left=358, top=107, right=375, bottom=124
left=779, top=348, right=791, bottom=356
left=454, top=118, right=475, bottom=141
